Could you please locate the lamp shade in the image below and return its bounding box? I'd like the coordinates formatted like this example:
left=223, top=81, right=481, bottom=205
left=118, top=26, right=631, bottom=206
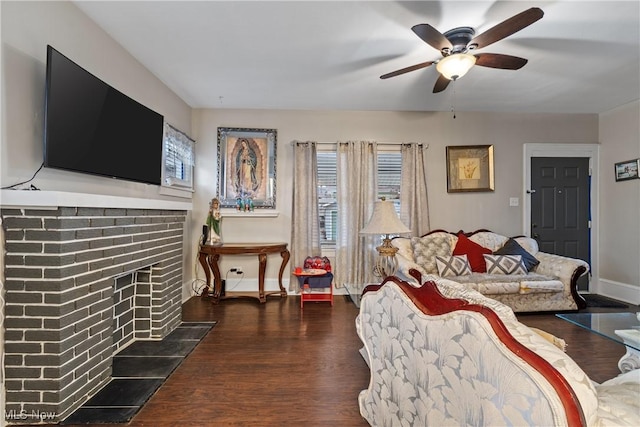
left=436, top=53, right=477, bottom=80
left=360, top=200, right=411, bottom=235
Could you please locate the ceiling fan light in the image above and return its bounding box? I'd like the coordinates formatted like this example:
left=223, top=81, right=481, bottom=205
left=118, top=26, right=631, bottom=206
left=436, top=53, right=477, bottom=80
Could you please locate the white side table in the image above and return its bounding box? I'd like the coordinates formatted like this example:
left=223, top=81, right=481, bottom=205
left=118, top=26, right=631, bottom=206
left=614, top=329, right=640, bottom=372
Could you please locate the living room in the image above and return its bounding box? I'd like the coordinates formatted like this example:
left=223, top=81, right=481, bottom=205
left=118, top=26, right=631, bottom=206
left=1, top=1, right=639, bottom=425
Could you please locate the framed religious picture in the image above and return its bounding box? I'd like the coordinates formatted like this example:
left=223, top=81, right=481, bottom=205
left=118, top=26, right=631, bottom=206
left=446, top=145, right=495, bottom=193
left=614, top=159, right=639, bottom=182
left=217, top=127, right=277, bottom=209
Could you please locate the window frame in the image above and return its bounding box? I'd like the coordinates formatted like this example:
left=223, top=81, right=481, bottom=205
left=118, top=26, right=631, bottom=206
left=316, top=144, right=402, bottom=253
left=161, top=123, right=195, bottom=192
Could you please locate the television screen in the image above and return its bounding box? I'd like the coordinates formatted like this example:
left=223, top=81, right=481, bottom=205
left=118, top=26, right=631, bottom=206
left=44, top=45, right=164, bottom=185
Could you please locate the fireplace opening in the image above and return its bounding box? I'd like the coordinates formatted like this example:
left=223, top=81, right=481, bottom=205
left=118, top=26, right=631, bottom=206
left=112, top=266, right=154, bottom=353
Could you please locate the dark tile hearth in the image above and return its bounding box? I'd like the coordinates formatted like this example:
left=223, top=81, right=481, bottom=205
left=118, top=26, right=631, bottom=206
left=165, top=324, right=212, bottom=341
left=112, top=356, right=183, bottom=378
left=82, top=379, right=165, bottom=407
left=116, top=339, right=199, bottom=357
left=61, top=407, right=140, bottom=425
left=61, top=321, right=216, bottom=425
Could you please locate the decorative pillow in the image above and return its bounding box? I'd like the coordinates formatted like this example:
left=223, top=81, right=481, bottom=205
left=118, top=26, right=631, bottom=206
left=514, top=236, right=539, bottom=256
left=435, top=255, right=472, bottom=277
left=483, top=254, right=527, bottom=275
left=494, top=238, right=540, bottom=271
left=452, top=233, right=492, bottom=273
left=411, top=233, right=454, bottom=274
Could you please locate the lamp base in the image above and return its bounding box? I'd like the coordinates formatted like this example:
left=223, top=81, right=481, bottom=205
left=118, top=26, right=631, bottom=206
left=374, top=235, right=399, bottom=278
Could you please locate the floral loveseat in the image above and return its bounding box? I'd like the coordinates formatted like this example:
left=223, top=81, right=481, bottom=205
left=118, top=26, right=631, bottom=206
left=392, top=229, right=589, bottom=312
left=356, top=274, right=640, bottom=426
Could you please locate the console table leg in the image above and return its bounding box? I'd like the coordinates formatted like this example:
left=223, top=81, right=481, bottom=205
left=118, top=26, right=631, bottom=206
left=258, top=253, right=267, bottom=303
left=278, top=249, right=290, bottom=298
left=207, top=254, right=222, bottom=304
left=198, top=252, right=211, bottom=297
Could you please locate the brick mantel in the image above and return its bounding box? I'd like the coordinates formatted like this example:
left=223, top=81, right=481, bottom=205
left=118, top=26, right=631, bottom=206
left=1, top=196, right=188, bottom=424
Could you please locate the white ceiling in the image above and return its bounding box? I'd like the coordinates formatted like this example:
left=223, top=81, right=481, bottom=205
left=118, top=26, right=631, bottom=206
left=74, top=0, right=640, bottom=114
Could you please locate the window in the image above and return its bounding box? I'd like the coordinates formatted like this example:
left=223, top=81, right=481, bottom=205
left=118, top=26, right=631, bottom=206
left=162, top=123, right=195, bottom=191
left=317, top=151, right=337, bottom=246
left=317, top=147, right=402, bottom=249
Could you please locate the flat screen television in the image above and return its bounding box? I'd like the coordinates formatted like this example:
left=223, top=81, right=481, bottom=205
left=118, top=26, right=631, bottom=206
left=44, top=45, right=164, bottom=185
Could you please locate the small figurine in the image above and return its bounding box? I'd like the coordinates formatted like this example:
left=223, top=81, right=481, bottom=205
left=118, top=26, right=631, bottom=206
left=206, top=197, right=222, bottom=246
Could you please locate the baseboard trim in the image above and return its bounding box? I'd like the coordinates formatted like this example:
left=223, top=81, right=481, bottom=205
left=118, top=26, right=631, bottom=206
left=215, top=278, right=349, bottom=296
left=593, top=278, right=640, bottom=305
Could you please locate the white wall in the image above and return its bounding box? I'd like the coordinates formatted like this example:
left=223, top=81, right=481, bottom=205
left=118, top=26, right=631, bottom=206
left=598, top=100, right=640, bottom=303
left=0, top=1, right=196, bottom=304
left=188, top=108, right=598, bottom=293
left=1, top=1, right=192, bottom=196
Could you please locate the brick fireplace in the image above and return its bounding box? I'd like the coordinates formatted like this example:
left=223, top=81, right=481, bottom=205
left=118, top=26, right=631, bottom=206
left=1, top=198, right=187, bottom=424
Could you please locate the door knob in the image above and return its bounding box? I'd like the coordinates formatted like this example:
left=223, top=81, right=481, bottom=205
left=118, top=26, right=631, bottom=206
left=532, top=223, right=537, bottom=228
left=533, top=233, right=540, bottom=238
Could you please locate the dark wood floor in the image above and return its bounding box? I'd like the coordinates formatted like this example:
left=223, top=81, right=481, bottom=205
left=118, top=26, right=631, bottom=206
left=517, top=299, right=640, bottom=384
left=129, top=295, right=371, bottom=427
left=66, top=293, right=637, bottom=426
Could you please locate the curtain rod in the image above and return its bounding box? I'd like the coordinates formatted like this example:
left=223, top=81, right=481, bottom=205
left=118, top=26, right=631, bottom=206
left=291, top=141, right=429, bottom=148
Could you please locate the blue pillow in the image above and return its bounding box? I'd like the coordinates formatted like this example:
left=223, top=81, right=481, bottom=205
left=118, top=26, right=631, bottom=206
left=494, top=238, right=540, bottom=272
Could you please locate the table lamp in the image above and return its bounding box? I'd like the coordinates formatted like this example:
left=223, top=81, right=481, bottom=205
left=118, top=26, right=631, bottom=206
left=360, top=198, right=411, bottom=277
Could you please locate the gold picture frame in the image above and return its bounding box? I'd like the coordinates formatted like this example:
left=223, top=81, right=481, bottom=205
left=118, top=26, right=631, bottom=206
left=446, top=145, right=495, bottom=193
left=217, top=127, right=277, bottom=209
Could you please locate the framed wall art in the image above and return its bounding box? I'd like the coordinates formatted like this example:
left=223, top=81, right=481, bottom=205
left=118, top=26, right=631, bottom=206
left=446, top=145, right=495, bottom=193
left=614, top=158, right=639, bottom=182
left=217, top=127, right=277, bottom=209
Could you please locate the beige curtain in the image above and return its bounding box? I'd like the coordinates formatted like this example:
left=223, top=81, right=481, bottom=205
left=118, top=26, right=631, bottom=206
left=400, top=143, right=430, bottom=236
left=335, top=141, right=378, bottom=287
left=290, top=141, right=321, bottom=292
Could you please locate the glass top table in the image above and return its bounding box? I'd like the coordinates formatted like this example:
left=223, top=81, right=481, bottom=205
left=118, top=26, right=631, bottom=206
left=344, top=282, right=381, bottom=308
left=556, top=312, right=640, bottom=372
left=344, top=283, right=365, bottom=308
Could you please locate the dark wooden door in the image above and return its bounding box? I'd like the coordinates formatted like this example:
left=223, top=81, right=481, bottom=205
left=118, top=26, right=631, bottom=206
left=530, top=157, right=590, bottom=290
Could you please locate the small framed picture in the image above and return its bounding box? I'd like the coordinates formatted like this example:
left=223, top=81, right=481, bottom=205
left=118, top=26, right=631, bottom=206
left=614, top=159, right=639, bottom=182
left=217, top=127, right=277, bottom=209
left=446, top=145, right=495, bottom=193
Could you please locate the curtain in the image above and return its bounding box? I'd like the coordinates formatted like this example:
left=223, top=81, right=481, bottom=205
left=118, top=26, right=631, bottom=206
left=335, top=141, right=378, bottom=287
left=400, top=143, right=430, bottom=236
left=290, top=141, right=321, bottom=292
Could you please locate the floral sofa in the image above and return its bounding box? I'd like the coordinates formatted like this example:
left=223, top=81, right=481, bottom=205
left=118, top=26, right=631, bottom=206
left=356, top=274, right=640, bottom=426
left=392, top=229, right=590, bottom=312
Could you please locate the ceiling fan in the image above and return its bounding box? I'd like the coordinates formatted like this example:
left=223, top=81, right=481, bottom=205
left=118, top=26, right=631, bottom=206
left=380, top=7, right=544, bottom=93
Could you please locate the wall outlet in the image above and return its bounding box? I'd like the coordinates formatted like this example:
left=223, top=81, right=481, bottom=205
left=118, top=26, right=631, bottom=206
left=509, top=197, right=519, bottom=207
left=230, top=267, right=243, bottom=274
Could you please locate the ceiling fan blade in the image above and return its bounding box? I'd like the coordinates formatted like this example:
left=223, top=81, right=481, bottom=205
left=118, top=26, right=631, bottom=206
left=380, top=61, right=434, bottom=79
left=412, top=24, right=453, bottom=52
left=433, top=74, right=451, bottom=93
left=469, top=7, right=544, bottom=50
left=474, top=53, right=528, bottom=70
